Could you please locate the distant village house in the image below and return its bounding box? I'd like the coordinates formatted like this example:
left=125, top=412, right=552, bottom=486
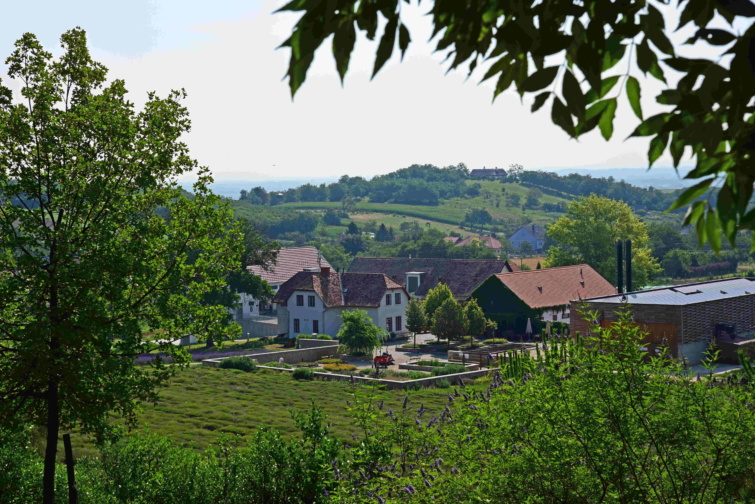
left=470, top=166, right=508, bottom=179
left=509, top=224, right=545, bottom=252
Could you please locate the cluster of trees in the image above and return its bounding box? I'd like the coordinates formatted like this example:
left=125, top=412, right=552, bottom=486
left=239, top=164, right=473, bottom=207
left=519, top=171, right=680, bottom=212
left=648, top=224, right=753, bottom=279
left=405, top=284, right=496, bottom=348
left=546, top=195, right=661, bottom=289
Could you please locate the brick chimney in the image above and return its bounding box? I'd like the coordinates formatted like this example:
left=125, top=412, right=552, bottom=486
left=321, top=266, right=331, bottom=277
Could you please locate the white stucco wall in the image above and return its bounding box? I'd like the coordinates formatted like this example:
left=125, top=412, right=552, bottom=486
left=287, top=290, right=326, bottom=336
left=375, top=288, right=409, bottom=334
left=542, top=307, right=570, bottom=324
left=236, top=283, right=281, bottom=319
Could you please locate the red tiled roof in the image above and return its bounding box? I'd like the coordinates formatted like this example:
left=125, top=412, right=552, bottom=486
left=348, top=257, right=519, bottom=300
left=247, top=246, right=331, bottom=285
left=273, top=271, right=406, bottom=308
left=491, top=264, right=616, bottom=309
left=444, top=237, right=460, bottom=244
left=454, top=235, right=502, bottom=249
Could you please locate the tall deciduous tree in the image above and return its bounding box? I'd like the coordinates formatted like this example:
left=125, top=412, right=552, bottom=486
left=337, top=310, right=386, bottom=355
left=404, top=298, right=427, bottom=348
left=423, top=282, right=454, bottom=321
left=277, top=0, right=755, bottom=248
left=0, top=30, right=243, bottom=503
left=546, top=195, right=661, bottom=288
left=465, top=299, right=487, bottom=338
left=431, top=298, right=468, bottom=349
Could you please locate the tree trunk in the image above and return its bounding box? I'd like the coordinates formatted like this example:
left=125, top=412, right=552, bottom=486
left=43, top=378, right=60, bottom=504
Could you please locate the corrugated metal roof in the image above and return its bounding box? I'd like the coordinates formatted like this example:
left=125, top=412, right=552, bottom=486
left=585, top=277, right=755, bottom=306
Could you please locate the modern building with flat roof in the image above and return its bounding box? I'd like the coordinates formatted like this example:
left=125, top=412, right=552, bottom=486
left=570, top=277, right=755, bottom=365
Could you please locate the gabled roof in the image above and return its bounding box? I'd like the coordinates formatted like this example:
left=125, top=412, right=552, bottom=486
left=247, top=246, right=331, bottom=285
left=273, top=271, right=405, bottom=308
left=584, top=277, right=755, bottom=306
left=470, top=167, right=507, bottom=177
left=511, top=224, right=546, bottom=241
left=444, top=236, right=460, bottom=244
left=347, top=257, right=519, bottom=300
left=454, top=235, right=502, bottom=249
left=485, top=264, right=616, bottom=309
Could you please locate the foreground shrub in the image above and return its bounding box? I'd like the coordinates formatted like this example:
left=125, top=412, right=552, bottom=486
left=315, top=334, right=333, bottom=340
left=219, top=356, right=258, bottom=372
left=433, top=378, right=451, bottom=389
left=322, top=363, right=357, bottom=373
left=482, top=338, right=511, bottom=345
left=292, top=368, right=315, bottom=381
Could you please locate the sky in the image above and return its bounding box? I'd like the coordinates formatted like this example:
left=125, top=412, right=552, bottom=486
left=0, top=1, right=728, bottom=181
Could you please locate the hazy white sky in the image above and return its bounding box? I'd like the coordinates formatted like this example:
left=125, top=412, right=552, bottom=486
left=0, top=1, right=721, bottom=180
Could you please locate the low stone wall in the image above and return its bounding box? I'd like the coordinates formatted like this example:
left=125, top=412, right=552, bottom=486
left=202, top=344, right=339, bottom=367
left=298, top=338, right=340, bottom=349
left=399, top=362, right=480, bottom=372
left=259, top=366, right=492, bottom=390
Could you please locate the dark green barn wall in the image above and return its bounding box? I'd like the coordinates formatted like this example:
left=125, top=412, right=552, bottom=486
left=470, top=277, right=542, bottom=335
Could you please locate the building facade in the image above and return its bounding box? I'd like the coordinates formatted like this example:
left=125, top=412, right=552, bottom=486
left=274, top=267, right=409, bottom=338
left=570, top=278, right=755, bottom=365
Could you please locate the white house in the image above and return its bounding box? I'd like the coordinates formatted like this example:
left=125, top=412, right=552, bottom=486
left=237, top=246, right=332, bottom=319
left=273, top=267, right=409, bottom=338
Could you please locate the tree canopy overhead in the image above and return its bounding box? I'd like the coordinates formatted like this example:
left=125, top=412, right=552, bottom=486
left=0, top=29, right=247, bottom=503
left=277, top=0, right=755, bottom=250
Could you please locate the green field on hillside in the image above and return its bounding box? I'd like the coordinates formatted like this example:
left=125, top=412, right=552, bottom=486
left=65, top=365, right=479, bottom=459
left=279, top=181, right=570, bottom=227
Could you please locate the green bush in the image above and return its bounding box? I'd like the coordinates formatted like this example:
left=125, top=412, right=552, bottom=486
left=294, top=361, right=319, bottom=368
left=322, top=363, right=357, bottom=373
left=405, top=382, right=422, bottom=391
left=292, top=368, right=315, bottom=380
left=358, top=368, right=372, bottom=376
left=400, top=343, right=426, bottom=349
left=219, top=356, right=258, bottom=372
left=315, top=334, right=333, bottom=340
left=318, top=358, right=344, bottom=364
left=483, top=338, right=511, bottom=345
left=275, top=362, right=293, bottom=369
left=431, top=363, right=468, bottom=376
left=434, top=378, right=451, bottom=389
left=415, top=359, right=444, bottom=366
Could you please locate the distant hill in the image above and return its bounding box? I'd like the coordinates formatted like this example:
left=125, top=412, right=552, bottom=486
left=548, top=166, right=696, bottom=190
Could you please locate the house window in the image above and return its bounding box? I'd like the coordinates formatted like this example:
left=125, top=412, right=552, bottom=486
left=313, top=320, right=319, bottom=334
left=394, top=292, right=401, bottom=304
left=407, top=276, right=419, bottom=293
left=385, top=294, right=392, bottom=306
left=395, top=316, right=402, bottom=331
left=386, top=318, right=393, bottom=332
left=308, top=295, right=316, bottom=307
left=293, top=318, right=300, bottom=333
left=552, top=314, right=558, bottom=322
left=296, top=295, right=304, bottom=306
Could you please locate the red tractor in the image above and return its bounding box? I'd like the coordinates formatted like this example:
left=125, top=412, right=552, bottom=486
left=373, top=352, right=395, bottom=369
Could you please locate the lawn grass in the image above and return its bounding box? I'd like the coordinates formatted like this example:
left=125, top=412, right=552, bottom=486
left=65, top=365, right=482, bottom=459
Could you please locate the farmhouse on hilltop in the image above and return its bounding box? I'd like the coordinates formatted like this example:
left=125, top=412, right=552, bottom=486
left=348, top=257, right=518, bottom=301
left=470, top=264, right=615, bottom=335
left=470, top=166, right=507, bottom=179
left=273, top=267, right=409, bottom=338
left=445, top=235, right=504, bottom=256
left=571, top=277, right=755, bottom=365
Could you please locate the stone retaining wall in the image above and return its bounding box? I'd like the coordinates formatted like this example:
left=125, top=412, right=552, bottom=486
left=259, top=365, right=491, bottom=390
left=399, top=363, right=480, bottom=372
left=202, top=344, right=339, bottom=367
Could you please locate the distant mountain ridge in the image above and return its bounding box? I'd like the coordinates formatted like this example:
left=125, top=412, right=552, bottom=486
left=546, top=166, right=696, bottom=190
